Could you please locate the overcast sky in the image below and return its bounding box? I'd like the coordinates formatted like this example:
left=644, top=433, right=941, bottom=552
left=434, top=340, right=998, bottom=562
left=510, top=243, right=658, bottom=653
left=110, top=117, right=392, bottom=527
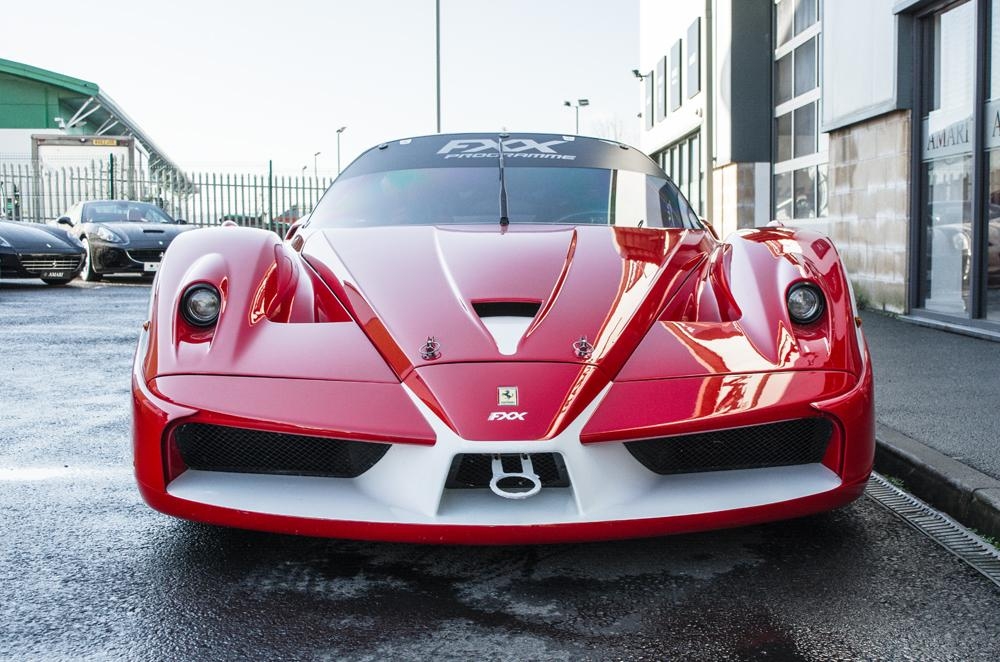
left=3, top=0, right=640, bottom=176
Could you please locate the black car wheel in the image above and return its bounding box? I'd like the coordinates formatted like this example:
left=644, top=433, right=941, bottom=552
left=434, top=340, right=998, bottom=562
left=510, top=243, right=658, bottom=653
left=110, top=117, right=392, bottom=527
left=41, top=277, right=74, bottom=286
left=80, top=238, right=102, bottom=282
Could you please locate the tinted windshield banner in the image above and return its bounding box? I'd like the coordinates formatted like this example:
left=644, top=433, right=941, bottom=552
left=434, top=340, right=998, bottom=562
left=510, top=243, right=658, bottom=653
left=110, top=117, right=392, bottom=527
left=438, top=138, right=577, bottom=161
left=339, top=133, right=664, bottom=177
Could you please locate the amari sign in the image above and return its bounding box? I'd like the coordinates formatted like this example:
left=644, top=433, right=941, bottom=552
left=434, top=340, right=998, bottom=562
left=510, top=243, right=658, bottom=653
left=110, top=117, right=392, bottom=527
left=922, top=115, right=972, bottom=161
left=922, top=101, right=1000, bottom=160
left=986, top=99, right=1000, bottom=151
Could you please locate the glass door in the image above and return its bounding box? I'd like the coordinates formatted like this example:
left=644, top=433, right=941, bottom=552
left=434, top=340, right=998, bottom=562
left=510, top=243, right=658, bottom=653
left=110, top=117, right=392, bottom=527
left=986, top=0, right=1000, bottom=319
left=920, top=1, right=976, bottom=316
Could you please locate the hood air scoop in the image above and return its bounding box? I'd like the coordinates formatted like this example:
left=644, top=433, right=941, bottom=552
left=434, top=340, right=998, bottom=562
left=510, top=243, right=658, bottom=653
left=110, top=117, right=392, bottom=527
left=473, top=301, right=540, bottom=356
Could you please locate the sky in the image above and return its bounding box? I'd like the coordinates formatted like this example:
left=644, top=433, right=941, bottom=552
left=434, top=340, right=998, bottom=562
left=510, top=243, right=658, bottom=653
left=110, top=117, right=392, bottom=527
left=3, top=0, right=641, bottom=176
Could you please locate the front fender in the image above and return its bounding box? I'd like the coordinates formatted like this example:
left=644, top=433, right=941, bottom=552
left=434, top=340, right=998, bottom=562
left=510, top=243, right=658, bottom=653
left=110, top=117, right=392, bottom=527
left=139, top=227, right=397, bottom=384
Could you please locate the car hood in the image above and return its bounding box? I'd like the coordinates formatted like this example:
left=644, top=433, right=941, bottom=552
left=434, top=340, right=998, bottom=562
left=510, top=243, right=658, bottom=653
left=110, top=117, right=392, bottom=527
left=148, top=223, right=860, bottom=442
left=87, top=222, right=188, bottom=244
left=0, top=221, right=82, bottom=252
left=302, top=224, right=712, bottom=375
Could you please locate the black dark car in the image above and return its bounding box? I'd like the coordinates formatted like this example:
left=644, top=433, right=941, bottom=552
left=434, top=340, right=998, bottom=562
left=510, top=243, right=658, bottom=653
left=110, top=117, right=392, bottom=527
left=0, top=219, right=85, bottom=285
left=56, top=200, right=191, bottom=281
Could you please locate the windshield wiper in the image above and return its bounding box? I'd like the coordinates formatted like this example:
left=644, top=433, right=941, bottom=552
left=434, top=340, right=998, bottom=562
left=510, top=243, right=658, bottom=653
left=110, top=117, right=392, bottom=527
left=498, top=133, right=509, bottom=228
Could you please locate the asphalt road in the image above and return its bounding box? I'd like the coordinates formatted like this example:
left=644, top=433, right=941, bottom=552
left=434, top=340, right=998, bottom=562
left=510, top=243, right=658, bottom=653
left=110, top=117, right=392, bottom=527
left=2, top=279, right=999, bottom=661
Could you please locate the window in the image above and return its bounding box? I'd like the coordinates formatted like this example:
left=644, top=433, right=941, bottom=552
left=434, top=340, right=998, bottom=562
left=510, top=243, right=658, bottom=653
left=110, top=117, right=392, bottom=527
left=793, top=38, right=817, bottom=96
left=793, top=168, right=816, bottom=219
left=776, top=0, right=794, bottom=47
left=652, top=132, right=704, bottom=216
left=772, top=0, right=827, bottom=223
left=774, top=172, right=792, bottom=221
left=775, top=53, right=793, bottom=104
left=776, top=113, right=793, bottom=161
left=794, top=0, right=817, bottom=36
left=794, top=103, right=817, bottom=158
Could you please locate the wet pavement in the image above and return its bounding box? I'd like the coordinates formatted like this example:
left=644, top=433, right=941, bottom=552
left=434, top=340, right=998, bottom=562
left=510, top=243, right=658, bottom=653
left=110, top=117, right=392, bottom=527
left=2, top=279, right=999, bottom=661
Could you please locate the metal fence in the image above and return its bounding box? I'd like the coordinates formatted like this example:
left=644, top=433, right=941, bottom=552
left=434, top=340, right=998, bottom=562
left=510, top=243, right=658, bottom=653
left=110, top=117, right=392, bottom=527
left=0, top=161, right=332, bottom=232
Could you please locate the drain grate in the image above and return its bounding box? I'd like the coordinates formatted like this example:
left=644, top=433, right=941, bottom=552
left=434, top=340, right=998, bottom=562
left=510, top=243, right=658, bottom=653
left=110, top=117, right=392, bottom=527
left=866, top=473, right=1000, bottom=588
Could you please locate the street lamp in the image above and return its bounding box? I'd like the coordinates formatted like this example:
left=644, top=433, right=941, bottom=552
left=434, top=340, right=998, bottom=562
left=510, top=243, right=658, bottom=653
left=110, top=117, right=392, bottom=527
left=313, top=151, right=321, bottom=180
left=563, top=99, right=590, bottom=134
left=436, top=0, right=441, bottom=133
left=336, top=126, right=347, bottom=174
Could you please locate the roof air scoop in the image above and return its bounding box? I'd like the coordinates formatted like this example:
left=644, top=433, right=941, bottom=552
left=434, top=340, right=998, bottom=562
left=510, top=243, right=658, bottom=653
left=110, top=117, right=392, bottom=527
left=473, top=301, right=540, bottom=356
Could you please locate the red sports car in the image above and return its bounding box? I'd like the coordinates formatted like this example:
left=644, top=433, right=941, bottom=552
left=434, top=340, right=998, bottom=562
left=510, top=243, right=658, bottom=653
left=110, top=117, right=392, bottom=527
left=132, top=133, right=873, bottom=544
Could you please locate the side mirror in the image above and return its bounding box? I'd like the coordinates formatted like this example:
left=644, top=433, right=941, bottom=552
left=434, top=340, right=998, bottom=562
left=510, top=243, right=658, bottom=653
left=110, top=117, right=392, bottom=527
left=57, top=216, right=72, bottom=227
left=175, top=219, right=188, bottom=225
left=284, top=219, right=305, bottom=242
left=700, top=218, right=719, bottom=240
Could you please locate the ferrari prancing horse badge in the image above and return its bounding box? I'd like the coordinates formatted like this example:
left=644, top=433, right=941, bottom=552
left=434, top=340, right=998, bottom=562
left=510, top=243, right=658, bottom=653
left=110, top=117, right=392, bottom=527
left=498, top=386, right=518, bottom=406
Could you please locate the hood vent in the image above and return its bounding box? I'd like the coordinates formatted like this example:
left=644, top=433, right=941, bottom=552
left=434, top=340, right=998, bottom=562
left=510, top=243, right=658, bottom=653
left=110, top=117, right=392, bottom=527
left=473, top=301, right=540, bottom=356
left=472, top=301, right=541, bottom=318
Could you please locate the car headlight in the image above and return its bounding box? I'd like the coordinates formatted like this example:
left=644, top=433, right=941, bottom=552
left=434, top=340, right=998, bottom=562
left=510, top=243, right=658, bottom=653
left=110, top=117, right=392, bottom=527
left=951, top=232, right=969, bottom=252
left=181, top=285, right=222, bottom=327
left=787, top=283, right=825, bottom=325
left=0, top=236, right=10, bottom=248
left=95, top=225, right=124, bottom=243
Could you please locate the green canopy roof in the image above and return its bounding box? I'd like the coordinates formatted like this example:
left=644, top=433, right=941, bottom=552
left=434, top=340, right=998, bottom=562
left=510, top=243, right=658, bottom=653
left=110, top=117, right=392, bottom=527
left=0, top=57, right=184, bottom=180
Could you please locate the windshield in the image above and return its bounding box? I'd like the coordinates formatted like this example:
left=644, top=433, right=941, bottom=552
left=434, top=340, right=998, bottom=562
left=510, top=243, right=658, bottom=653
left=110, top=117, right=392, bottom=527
left=82, top=202, right=176, bottom=224
left=310, top=166, right=702, bottom=230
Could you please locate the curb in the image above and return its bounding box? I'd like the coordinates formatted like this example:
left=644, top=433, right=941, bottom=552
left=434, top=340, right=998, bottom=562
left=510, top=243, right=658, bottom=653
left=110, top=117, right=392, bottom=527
left=874, top=423, right=1000, bottom=541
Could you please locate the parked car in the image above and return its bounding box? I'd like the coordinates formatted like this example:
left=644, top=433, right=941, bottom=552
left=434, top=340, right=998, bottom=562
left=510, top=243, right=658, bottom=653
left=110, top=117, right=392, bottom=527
left=218, top=213, right=264, bottom=227
left=272, top=205, right=305, bottom=235
left=0, top=219, right=84, bottom=285
left=928, top=201, right=1000, bottom=288
left=219, top=207, right=304, bottom=235
left=133, top=132, right=874, bottom=544
left=56, top=200, right=191, bottom=281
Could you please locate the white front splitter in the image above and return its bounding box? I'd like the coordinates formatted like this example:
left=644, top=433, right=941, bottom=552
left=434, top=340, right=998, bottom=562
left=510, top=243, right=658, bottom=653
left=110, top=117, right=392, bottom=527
left=167, top=384, right=843, bottom=526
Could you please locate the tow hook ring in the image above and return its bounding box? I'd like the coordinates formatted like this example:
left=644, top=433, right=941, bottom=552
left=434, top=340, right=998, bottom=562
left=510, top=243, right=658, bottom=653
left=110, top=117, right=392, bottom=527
left=489, top=453, right=542, bottom=500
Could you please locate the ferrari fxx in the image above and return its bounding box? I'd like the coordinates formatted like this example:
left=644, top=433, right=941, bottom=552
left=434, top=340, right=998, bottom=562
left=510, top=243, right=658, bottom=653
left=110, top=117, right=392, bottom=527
left=0, top=219, right=84, bottom=285
left=133, top=133, right=874, bottom=544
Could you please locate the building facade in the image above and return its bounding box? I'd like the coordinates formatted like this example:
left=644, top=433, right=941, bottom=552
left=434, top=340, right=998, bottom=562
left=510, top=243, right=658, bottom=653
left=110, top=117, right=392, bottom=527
left=639, top=0, right=1000, bottom=337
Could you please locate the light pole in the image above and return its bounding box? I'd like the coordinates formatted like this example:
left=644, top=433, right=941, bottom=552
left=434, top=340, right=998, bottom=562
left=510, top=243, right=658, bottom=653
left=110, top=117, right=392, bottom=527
left=436, top=0, right=441, bottom=133
left=563, top=98, right=589, bottom=134
left=336, top=126, right=347, bottom=174
left=313, top=151, right=321, bottom=180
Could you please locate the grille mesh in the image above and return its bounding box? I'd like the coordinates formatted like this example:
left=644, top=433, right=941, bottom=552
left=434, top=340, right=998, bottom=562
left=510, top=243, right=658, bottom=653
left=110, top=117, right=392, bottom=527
left=625, top=418, right=833, bottom=475
left=20, top=254, right=82, bottom=272
left=446, top=453, right=570, bottom=489
left=173, top=423, right=390, bottom=478
left=127, top=249, right=166, bottom=262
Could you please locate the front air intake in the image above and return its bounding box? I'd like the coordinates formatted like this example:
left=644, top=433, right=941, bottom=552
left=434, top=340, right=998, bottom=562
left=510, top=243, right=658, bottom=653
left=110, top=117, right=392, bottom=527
left=624, top=418, right=833, bottom=475
left=172, top=423, right=390, bottom=478
left=445, top=453, right=570, bottom=489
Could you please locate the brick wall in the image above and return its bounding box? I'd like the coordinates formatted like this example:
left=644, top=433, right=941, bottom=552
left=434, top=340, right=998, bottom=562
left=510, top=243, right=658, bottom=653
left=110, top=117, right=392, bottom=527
left=826, top=110, right=911, bottom=313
